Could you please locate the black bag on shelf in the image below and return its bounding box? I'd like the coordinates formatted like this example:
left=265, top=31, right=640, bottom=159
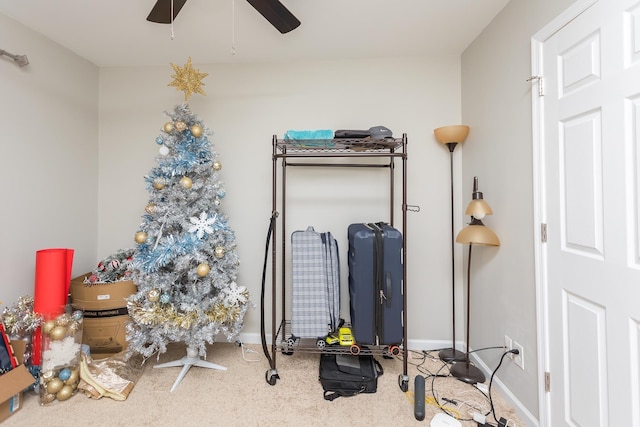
left=319, top=352, right=383, bottom=401
left=334, top=129, right=371, bottom=139
left=334, top=126, right=393, bottom=140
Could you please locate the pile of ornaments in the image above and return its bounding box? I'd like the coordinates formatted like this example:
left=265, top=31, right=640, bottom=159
left=39, top=310, right=83, bottom=404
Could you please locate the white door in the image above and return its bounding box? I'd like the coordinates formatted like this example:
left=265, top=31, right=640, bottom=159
left=539, top=0, right=640, bottom=425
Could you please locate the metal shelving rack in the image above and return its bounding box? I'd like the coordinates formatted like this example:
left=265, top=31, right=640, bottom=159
left=262, top=133, right=409, bottom=392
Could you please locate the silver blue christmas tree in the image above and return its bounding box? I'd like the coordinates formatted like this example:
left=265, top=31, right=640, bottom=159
left=126, top=59, right=248, bottom=390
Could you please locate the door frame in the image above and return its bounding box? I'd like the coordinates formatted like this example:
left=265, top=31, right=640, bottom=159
left=531, top=0, right=600, bottom=425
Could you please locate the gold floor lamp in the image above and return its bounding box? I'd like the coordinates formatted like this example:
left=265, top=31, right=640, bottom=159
left=450, top=176, right=499, bottom=384
left=434, top=125, right=469, bottom=363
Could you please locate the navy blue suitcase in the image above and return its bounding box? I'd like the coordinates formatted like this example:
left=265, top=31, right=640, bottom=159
left=347, top=223, right=403, bottom=348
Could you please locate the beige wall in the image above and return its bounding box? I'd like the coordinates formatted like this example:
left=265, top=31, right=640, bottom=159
left=0, top=13, right=99, bottom=308
left=461, top=0, right=577, bottom=421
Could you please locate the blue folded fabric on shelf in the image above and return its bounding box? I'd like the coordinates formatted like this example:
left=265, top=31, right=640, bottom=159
left=284, top=129, right=334, bottom=140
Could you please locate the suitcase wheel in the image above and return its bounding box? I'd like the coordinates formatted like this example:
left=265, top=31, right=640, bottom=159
left=387, top=345, right=400, bottom=356
left=281, top=337, right=296, bottom=355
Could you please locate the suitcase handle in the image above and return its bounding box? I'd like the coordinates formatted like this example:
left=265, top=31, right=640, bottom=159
left=385, top=272, right=392, bottom=308
left=378, top=279, right=392, bottom=307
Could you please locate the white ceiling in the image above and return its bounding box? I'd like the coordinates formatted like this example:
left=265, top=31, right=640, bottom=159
left=0, top=0, right=509, bottom=68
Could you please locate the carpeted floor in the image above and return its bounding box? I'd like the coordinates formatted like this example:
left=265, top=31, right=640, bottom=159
left=3, top=342, right=526, bottom=426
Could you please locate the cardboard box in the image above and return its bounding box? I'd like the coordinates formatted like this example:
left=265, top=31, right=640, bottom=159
left=70, top=273, right=137, bottom=359
left=0, top=340, right=34, bottom=423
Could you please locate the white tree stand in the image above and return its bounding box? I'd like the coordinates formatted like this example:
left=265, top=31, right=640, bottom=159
left=154, top=346, right=226, bottom=392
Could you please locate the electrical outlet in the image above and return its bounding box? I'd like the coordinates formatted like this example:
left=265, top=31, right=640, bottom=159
left=513, top=341, right=524, bottom=369
left=504, top=335, right=513, bottom=358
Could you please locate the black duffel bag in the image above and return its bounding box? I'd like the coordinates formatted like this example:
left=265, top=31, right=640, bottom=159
left=319, top=352, right=383, bottom=401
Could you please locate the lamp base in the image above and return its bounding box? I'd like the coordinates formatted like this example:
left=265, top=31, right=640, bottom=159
left=450, top=360, right=486, bottom=384
left=438, top=348, right=465, bottom=363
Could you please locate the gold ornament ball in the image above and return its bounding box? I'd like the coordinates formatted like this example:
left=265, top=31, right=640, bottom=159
left=135, top=231, right=147, bottom=244
left=42, top=320, right=56, bottom=335
left=163, top=122, right=174, bottom=133
left=145, top=203, right=156, bottom=214
left=180, top=176, right=193, bottom=189
left=46, top=378, right=64, bottom=394
left=55, top=313, right=70, bottom=326
left=214, top=246, right=226, bottom=258
left=175, top=121, right=187, bottom=131
left=147, top=289, right=160, bottom=302
left=67, top=322, right=79, bottom=335
left=41, top=393, right=56, bottom=404
left=153, top=178, right=165, bottom=190
left=212, top=160, right=222, bottom=171
left=196, top=263, right=210, bottom=277
left=65, top=369, right=79, bottom=386
left=49, top=325, right=67, bottom=341
left=191, top=124, right=203, bottom=137
left=56, top=385, right=74, bottom=401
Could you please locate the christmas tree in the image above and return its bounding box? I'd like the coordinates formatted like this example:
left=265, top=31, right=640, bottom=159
left=126, top=58, right=249, bottom=390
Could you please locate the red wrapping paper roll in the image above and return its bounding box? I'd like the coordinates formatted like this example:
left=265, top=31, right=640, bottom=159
left=32, top=248, right=74, bottom=365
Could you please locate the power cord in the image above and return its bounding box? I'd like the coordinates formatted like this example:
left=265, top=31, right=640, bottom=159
left=401, top=350, right=450, bottom=379
left=398, top=346, right=520, bottom=426
left=235, top=340, right=261, bottom=362
left=486, top=348, right=519, bottom=425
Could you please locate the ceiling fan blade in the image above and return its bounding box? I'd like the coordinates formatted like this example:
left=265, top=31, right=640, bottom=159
left=247, top=0, right=301, bottom=34
left=147, top=0, right=189, bottom=24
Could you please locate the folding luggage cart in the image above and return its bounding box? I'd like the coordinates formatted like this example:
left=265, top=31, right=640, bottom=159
left=261, top=133, right=410, bottom=392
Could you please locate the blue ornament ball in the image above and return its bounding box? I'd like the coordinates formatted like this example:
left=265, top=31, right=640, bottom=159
left=160, top=293, right=171, bottom=304
left=58, top=368, right=71, bottom=381
left=155, top=137, right=164, bottom=145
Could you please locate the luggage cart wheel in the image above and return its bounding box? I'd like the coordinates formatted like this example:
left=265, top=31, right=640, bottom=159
left=398, top=374, right=409, bottom=392
left=349, top=344, right=361, bottom=355
left=265, top=369, right=279, bottom=386
left=316, top=339, right=326, bottom=349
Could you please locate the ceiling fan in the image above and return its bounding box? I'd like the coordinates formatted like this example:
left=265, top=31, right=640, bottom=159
left=147, top=0, right=301, bottom=34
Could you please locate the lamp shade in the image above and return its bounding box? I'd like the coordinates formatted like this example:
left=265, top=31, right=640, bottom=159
left=464, top=176, right=493, bottom=219
left=465, top=199, right=493, bottom=219
left=434, top=125, right=470, bottom=144
left=456, top=218, right=500, bottom=246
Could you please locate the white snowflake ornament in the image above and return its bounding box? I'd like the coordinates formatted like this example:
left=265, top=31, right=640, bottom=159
left=223, top=282, right=248, bottom=307
left=189, top=212, right=217, bottom=238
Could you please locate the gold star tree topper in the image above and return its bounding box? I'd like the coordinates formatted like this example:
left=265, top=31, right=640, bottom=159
left=168, top=57, right=208, bottom=102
